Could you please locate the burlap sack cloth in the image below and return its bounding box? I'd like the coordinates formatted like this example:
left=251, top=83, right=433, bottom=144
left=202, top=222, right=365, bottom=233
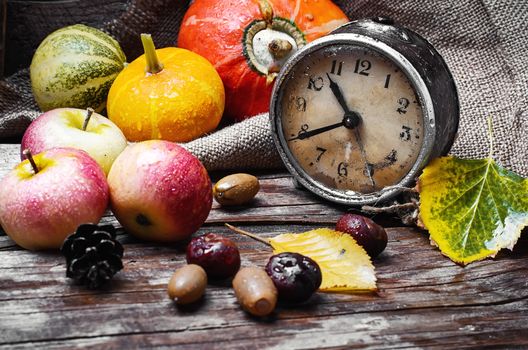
left=1, top=0, right=526, bottom=176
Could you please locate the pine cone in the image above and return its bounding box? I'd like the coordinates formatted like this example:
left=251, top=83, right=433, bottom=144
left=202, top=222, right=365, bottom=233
left=61, top=224, right=124, bottom=289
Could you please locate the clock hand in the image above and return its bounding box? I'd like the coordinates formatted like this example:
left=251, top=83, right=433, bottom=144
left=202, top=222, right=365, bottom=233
left=326, top=73, right=350, bottom=113
left=288, top=121, right=344, bottom=141
left=325, top=74, right=372, bottom=187
left=288, top=112, right=361, bottom=141
left=353, top=128, right=376, bottom=189
left=326, top=73, right=360, bottom=128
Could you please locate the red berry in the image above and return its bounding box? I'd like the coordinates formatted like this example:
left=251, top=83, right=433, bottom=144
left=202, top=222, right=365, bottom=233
left=336, top=214, right=387, bottom=258
left=186, top=233, right=241, bottom=279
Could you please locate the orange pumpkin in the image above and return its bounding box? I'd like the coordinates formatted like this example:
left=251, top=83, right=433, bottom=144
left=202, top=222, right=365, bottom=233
left=178, top=0, right=349, bottom=122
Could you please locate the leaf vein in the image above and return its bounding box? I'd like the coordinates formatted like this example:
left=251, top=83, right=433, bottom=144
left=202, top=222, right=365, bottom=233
left=491, top=164, right=520, bottom=200
left=485, top=174, right=505, bottom=226
left=458, top=159, right=492, bottom=257
left=436, top=176, right=486, bottom=216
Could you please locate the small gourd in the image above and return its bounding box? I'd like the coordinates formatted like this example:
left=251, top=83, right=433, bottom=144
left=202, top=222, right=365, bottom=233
left=107, top=34, right=225, bottom=142
left=30, top=24, right=126, bottom=112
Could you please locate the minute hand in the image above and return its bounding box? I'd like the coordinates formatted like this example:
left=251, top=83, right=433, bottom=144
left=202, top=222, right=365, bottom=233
left=288, top=121, right=344, bottom=141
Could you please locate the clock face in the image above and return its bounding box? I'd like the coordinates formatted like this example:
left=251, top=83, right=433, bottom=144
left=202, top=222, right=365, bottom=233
left=279, top=43, right=425, bottom=194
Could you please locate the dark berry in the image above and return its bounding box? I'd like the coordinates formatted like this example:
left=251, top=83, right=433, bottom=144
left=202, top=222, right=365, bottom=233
left=336, top=214, right=388, bottom=258
left=186, top=233, right=240, bottom=279
left=265, top=252, right=322, bottom=303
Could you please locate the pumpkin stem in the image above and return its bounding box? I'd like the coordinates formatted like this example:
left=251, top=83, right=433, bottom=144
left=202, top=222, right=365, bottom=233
left=141, top=34, right=164, bottom=75
left=243, top=18, right=305, bottom=77
left=22, top=149, right=39, bottom=174
left=82, top=107, right=94, bottom=131
left=268, top=39, right=293, bottom=59
left=258, top=0, right=274, bottom=26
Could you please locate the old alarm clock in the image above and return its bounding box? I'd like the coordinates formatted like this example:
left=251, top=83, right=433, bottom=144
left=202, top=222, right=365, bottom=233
left=269, top=18, right=459, bottom=205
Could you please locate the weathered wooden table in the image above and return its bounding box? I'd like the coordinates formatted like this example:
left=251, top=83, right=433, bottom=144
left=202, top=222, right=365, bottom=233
left=0, top=143, right=527, bottom=349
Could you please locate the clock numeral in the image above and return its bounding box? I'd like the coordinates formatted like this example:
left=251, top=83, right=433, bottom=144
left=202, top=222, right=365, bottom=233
left=337, top=162, right=348, bottom=177
left=315, top=147, right=327, bottom=162
left=307, top=76, right=324, bottom=91
left=400, top=126, right=412, bottom=141
left=297, top=124, right=309, bottom=138
left=397, top=97, right=410, bottom=114
left=366, top=149, right=399, bottom=174
left=385, top=149, right=398, bottom=163
left=354, top=59, right=371, bottom=76
left=292, top=96, right=306, bottom=112
left=384, top=74, right=391, bottom=89
left=330, top=60, right=343, bottom=76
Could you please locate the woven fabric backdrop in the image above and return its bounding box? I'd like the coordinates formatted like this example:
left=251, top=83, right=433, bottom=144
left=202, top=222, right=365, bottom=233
left=1, top=0, right=526, bottom=176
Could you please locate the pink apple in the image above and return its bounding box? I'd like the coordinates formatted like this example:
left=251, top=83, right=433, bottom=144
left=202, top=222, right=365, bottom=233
left=0, top=148, right=109, bottom=250
left=107, top=140, right=212, bottom=242
left=21, top=107, right=127, bottom=175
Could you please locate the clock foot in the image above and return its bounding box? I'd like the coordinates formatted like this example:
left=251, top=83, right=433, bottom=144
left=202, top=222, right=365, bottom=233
left=291, top=178, right=304, bottom=190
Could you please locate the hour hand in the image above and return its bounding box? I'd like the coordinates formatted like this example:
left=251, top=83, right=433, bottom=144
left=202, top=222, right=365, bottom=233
left=326, top=73, right=351, bottom=114
left=326, top=73, right=360, bottom=128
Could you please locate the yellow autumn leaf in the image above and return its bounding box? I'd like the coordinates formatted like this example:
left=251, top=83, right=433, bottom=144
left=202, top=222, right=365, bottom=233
left=418, top=118, right=528, bottom=265
left=419, top=155, right=528, bottom=265
left=269, top=228, right=377, bottom=292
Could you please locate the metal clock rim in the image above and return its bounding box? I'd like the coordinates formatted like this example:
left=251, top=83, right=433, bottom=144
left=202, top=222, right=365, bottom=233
left=270, top=32, right=437, bottom=206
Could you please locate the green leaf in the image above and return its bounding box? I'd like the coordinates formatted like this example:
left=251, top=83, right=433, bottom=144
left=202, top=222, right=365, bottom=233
left=418, top=156, right=528, bottom=264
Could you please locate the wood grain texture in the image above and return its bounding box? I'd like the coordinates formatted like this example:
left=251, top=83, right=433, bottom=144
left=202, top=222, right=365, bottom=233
left=0, top=143, right=527, bottom=349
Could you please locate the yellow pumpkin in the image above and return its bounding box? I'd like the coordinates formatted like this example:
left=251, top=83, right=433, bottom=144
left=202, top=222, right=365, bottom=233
left=107, top=34, right=225, bottom=142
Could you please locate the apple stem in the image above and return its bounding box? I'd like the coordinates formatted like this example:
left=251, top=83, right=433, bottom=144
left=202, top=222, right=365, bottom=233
left=22, top=149, right=39, bottom=174
left=224, top=223, right=271, bottom=247
left=82, top=108, right=94, bottom=131
left=141, top=33, right=164, bottom=75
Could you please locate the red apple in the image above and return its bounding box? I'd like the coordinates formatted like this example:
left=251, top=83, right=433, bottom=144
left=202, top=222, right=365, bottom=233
left=0, top=148, right=109, bottom=250
left=107, top=140, right=212, bottom=242
left=21, top=107, right=127, bottom=175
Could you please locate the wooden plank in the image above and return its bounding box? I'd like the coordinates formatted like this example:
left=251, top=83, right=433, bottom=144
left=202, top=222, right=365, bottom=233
left=0, top=226, right=527, bottom=348
left=2, top=302, right=527, bottom=349
left=1, top=143, right=528, bottom=348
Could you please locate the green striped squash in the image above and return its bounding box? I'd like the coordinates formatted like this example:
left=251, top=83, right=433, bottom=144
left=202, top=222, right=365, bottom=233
left=30, top=24, right=126, bottom=112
